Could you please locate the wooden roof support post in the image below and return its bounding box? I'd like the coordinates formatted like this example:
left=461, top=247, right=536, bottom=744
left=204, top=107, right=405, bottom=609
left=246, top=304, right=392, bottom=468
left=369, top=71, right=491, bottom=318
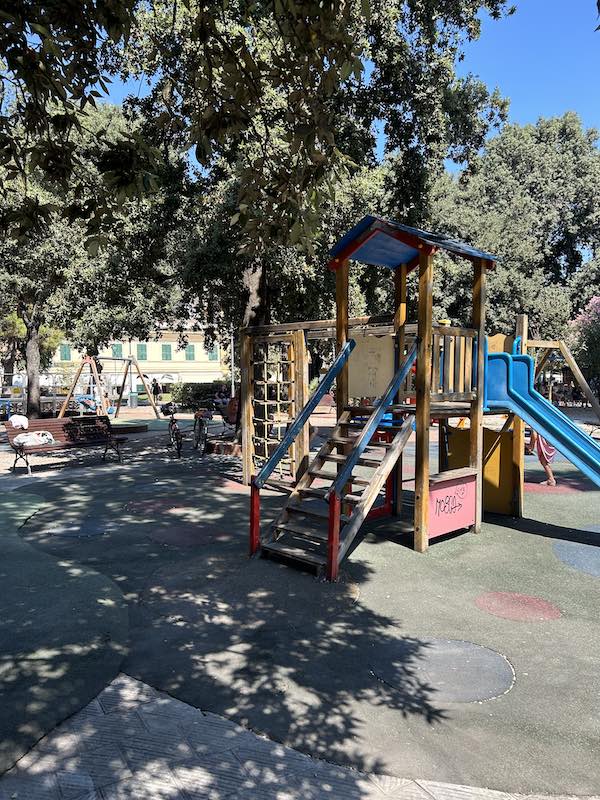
left=241, top=331, right=254, bottom=485
left=393, top=264, right=408, bottom=516
left=511, top=313, right=528, bottom=517
left=469, top=258, right=488, bottom=532
left=414, top=250, right=434, bottom=552
left=335, top=260, right=350, bottom=420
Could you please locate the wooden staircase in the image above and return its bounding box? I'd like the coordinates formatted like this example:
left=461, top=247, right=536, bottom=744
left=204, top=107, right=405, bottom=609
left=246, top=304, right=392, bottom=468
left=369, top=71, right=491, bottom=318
left=261, top=408, right=414, bottom=573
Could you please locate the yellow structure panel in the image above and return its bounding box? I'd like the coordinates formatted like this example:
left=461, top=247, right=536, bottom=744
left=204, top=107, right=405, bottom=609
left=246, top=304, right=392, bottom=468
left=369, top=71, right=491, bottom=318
left=446, top=425, right=514, bottom=515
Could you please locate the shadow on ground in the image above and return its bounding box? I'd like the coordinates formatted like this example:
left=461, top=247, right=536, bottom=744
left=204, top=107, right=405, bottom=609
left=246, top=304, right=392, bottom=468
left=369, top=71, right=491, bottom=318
left=3, top=455, right=447, bottom=781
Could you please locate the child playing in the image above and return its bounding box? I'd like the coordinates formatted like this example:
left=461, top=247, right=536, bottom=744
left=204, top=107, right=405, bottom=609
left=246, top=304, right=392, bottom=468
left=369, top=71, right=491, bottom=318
left=529, top=429, right=557, bottom=486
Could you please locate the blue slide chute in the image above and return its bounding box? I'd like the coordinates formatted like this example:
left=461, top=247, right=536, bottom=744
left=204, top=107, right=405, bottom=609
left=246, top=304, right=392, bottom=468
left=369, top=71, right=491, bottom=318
left=485, top=352, right=600, bottom=488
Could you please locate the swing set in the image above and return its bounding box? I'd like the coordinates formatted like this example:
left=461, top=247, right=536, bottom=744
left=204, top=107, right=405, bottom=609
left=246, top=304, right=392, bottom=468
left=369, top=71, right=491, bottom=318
left=58, top=355, right=161, bottom=419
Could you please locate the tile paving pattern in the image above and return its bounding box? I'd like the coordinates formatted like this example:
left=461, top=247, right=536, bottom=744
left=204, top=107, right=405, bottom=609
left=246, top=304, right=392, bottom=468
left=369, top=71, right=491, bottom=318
left=2, top=675, right=597, bottom=800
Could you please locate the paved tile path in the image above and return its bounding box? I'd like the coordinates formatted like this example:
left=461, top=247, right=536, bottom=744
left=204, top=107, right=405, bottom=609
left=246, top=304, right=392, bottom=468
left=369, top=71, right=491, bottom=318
left=0, top=674, right=594, bottom=800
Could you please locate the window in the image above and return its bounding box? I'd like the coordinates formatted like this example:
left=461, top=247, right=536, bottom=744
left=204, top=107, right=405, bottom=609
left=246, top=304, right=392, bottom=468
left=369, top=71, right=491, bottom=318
left=111, top=343, right=123, bottom=359
left=185, top=344, right=195, bottom=361
left=137, top=343, right=147, bottom=361
left=162, top=344, right=172, bottom=361
left=207, top=343, right=219, bottom=362
left=59, top=344, right=71, bottom=362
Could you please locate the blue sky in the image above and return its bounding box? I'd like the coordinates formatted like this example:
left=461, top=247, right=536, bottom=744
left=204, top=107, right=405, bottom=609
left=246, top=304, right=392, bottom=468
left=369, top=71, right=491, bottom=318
left=460, top=1, right=600, bottom=131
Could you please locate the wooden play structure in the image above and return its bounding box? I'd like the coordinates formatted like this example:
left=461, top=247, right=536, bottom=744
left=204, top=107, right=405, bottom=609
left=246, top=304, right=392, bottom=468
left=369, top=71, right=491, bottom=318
left=58, top=355, right=160, bottom=419
left=244, top=216, right=497, bottom=580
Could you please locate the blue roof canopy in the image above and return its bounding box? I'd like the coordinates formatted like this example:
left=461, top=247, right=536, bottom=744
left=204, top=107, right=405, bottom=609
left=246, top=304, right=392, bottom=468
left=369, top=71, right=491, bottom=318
left=329, top=215, right=497, bottom=270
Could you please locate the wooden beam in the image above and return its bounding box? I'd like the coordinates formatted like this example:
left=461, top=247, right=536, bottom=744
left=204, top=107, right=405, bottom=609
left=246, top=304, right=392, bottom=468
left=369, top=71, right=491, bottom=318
left=335, top=260, right=350, bottom=419
left=534, top=348, right=552, bottom=379
left=559, top=340, right=600, bottom=423
left=58, top=357, right=87, bottom=418
left=131, top=357, right=160, bottom=419
left=511, top=314, right=527, bottom=517
left=528, top=339, right=561, bottom=349
left=240, top=332, right=254, bottom=485
left=114, top=358, right=131, bottom=419
left=89, top=357, right=108, bottom=417
left=414, top=250, right=434, bottom=552
left=469, top=258, right=488, bottom=532
left=393, top=264, right=408, bottom=516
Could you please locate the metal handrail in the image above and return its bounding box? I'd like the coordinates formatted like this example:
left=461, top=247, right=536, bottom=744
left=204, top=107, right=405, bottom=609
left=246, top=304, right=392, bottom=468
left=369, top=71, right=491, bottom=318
left=253, top=339, right=356, bottom=489
left=328, top=341, right=418, bottom=499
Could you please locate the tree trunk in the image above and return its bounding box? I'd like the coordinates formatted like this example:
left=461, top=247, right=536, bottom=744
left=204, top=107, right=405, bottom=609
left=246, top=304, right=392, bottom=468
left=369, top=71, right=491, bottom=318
left=242, top=260, right=270, bottom=327
left=26, top=323, right=42, bottom=418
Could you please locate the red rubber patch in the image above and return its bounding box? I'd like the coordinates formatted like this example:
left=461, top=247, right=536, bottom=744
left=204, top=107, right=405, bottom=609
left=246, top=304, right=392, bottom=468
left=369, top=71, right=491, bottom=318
left=475, top=591, right=561, bottom=621
left=524, top=481, right=583, bottom=494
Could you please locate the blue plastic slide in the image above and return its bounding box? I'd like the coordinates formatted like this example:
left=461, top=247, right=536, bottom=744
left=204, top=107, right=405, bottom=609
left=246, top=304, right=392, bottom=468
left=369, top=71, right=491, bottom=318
left=485, top=352, right=600, bottom=488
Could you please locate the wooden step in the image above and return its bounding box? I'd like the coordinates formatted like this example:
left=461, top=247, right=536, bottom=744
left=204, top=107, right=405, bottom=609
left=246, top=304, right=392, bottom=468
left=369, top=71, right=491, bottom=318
left=298, top=487, right=361, bottom=504
left=262, top=539, right=326, bottom=567
left=287, top=503, right=351, bottom=524
left=274, top=520, right=329, bottom=542
left=323, top=453, right=384, bottom=468
left=344, top=421, right=406, bottom=431
left=308, top=468, right=370, bottom=486
left=286, top=503, right=329, bottom=520
left=264, top=478, right=294, bottom=494
left=329, top=436, right=392, bottom=449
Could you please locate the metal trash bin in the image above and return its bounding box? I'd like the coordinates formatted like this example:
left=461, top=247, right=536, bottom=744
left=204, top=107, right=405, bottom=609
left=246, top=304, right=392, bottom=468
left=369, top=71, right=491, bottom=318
left=129, top=392, right=139, bottom=408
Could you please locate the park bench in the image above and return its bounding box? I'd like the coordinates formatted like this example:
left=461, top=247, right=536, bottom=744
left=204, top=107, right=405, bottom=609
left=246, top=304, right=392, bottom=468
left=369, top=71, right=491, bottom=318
left=5, top=416, right=127, bottom=474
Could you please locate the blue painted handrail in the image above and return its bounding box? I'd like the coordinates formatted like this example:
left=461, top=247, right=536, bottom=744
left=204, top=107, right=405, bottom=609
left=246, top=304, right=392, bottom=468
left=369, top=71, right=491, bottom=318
left=328, top=341, right=418, bottom=499
left=253, top=339, right=356, bottom=489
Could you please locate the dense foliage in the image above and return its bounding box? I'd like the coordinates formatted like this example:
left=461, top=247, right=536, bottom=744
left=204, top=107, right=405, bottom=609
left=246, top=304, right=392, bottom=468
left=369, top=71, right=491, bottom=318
left=570, top=296, right=600, bottom=380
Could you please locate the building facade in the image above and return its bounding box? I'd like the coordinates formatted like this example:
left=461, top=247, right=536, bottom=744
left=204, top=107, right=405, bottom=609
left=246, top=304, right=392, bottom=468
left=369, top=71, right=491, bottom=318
left=52, top=330, right=227, bottom=391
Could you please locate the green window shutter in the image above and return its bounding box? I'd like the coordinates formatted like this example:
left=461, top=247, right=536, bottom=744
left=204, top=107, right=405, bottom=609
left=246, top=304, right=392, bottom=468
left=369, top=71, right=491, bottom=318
left=137, top=343, right=147, bottom=360
left=207, top=344, right=219, bottom=361
left=162, top=344, right=172, bottom=361
left=111, top=343, right=123, bottom=359
left=185, top=344, right=195, bottom=361
left=59, top=344, right=71, bottom=362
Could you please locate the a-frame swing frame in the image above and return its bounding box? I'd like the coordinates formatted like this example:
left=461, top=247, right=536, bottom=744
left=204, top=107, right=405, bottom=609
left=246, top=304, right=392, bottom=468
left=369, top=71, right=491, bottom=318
left=58, top=356, right=160, bottom=419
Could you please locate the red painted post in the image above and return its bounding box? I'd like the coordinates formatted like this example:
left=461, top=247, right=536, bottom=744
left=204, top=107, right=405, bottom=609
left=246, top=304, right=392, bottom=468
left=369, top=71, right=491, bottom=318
left=249, top=481, right=261, bottom=556
left=327, top=493, right=341, bottom=582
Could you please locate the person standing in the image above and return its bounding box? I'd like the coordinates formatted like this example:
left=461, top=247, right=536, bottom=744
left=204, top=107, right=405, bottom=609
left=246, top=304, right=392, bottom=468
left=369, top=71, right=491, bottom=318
left=529, top=429, right=557, bottom=486
left=151, top=378, right=160, bottom=402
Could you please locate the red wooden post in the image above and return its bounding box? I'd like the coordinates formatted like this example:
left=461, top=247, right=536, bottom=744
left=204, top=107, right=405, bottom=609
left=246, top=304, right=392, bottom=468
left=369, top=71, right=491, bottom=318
left=249, top=480, right=261, bottom=556
left=327, top=493, right=341, bottom=582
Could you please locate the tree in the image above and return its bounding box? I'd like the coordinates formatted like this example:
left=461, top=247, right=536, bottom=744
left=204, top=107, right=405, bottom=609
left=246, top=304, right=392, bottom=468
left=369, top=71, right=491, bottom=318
left=570, top=297, right=600, bottom=382
left=0, top=103, right=192, bottom=415
left=0, top=313, right=62, bottom=381
left=429, top=113, right=600, bottom=338
left=117, top=0, right=512, bottom=323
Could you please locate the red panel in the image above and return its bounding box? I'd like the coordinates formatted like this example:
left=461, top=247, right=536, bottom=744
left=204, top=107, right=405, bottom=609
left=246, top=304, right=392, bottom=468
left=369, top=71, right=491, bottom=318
left=428, top=475, right=476, bottom=539
left=249, top=481, right=261, bottom=556
left=327, top=494, right=341, bottom=581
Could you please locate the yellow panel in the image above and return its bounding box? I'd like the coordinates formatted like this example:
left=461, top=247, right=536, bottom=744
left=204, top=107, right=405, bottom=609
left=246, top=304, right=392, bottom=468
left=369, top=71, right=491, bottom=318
left=487, top=333, right=514, bottom=354
left=446, top=425, right=514, bottom=515
left=348, top=335, right=394, bottom=399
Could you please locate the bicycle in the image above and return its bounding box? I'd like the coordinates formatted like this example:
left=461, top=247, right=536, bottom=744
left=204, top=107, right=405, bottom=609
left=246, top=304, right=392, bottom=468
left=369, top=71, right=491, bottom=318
left=161, top=402, right=183, bottom=458
left=193, top=404, right=213, bottom=455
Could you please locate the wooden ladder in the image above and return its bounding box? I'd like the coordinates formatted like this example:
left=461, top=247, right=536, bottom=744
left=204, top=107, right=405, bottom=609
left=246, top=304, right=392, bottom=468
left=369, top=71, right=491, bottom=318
left=261, top=408, right=414, bottom=573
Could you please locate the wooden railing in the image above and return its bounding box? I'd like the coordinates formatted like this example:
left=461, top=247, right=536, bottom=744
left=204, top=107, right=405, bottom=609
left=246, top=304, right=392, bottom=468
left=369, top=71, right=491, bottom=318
left=431, top=326, right=478, bottom=402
